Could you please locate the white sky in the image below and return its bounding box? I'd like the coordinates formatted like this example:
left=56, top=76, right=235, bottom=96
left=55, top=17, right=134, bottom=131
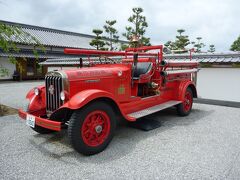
left=0, top=0, right=239, bottom=52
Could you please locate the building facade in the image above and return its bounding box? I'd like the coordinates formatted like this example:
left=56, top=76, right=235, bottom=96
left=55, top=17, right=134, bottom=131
left=0, top=20, right=127, bottom=80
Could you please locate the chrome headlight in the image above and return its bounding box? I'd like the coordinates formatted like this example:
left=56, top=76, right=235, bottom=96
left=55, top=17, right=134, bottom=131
left=34, top=87, right=39, bottom=96
left=60, top=91, right=65, bottom=101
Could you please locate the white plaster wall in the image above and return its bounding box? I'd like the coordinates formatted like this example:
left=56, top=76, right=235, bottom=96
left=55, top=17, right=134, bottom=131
left=198, top=68, right=240, bottom=102
left=0, top=57, right=16, bottom=80
left=47, top=67, right=78, bottom=72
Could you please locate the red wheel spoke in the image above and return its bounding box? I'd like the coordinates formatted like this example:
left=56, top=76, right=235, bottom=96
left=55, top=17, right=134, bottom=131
left=88, top=133, right=96, bottom=142
left=96, top=115, right=103, bottom=125
left=183, top=91, right=192, bottom=112
left=90, top=115, right=95, bottom=123
left=83, top=128, right=90, bottom=135
left=95, top=135, right=101, bottom=143
left=95, top=114, right=101, bottom=121
left=81, top=110, right=111, bottom=147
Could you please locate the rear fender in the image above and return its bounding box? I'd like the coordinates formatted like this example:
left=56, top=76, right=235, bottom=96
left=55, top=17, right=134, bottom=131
left=62, top=89, right=133, bottom=121
left=178, top=81, right=197, bottom=101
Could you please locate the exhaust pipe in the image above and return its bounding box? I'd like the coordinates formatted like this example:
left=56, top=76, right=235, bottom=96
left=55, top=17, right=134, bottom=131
left=161, top=68, right=199, bottom=76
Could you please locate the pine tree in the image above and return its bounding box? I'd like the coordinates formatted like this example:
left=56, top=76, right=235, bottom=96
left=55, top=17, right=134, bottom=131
left=164, top=29, right=190, bottom=53
left=120, top=43, right=129, bottom=51
left=103, top=20, right=119, bottom=51
left=192, top=37, right=205, bottom=53
left=89, top=29, right=105, bottom=50
left=208, top=44, right=215, bottom=53
left=174, top=29, right=190, bottom=51
left=123, top=7, right=151, bottom=47
left=230, top=35, right=240, bottom=51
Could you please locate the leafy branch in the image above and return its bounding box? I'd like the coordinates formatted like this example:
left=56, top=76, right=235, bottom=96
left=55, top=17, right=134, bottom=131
left=0, top=22, right=45, bottom=78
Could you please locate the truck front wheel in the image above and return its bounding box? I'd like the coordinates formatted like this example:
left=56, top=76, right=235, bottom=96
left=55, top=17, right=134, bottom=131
left=177, top=87, right=193, bottom=116
left=68, top=102, right=116, bottom=155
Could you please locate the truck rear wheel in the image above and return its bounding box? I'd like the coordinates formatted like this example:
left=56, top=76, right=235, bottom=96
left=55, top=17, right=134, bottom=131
left=177, top=87, right=193, bottom=116
left=68, top=102, right=116, bottom=155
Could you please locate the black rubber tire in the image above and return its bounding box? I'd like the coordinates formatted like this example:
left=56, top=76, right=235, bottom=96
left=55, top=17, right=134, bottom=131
left=177, top=87, right=193, bottom=116
left=31, top=125, right=56, bottom=134
left=68, top=101, right=116, bottom=156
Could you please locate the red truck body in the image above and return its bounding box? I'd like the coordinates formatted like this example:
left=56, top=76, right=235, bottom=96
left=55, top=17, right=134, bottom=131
left=19, top=45, right=199, bottom=155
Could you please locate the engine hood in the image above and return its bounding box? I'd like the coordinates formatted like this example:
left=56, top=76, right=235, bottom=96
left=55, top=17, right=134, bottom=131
left=59, top=64, right=130, bottom=81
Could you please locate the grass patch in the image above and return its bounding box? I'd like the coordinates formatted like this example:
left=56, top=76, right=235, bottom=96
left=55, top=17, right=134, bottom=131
left=232, top=63, right=240, bottom=68
left=200, top=63, right=212, bottom=68
left=0, top=104, right=18, bottom=117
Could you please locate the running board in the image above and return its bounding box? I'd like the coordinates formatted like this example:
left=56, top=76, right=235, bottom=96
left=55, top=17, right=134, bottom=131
left=128, top=100, right=182, bottom=119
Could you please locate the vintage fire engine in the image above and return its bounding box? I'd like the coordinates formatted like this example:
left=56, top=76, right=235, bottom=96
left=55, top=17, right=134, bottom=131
left=18, top=45, right=199, bottom=155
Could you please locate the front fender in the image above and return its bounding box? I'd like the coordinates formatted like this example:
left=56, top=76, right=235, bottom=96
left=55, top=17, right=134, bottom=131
left=26, top=85, right=45, bottom=99
left=178, top=81, right=197, bottom=101
left=61, top=89, right=134, bottom=121
left=63, top=89, right=118, bottom=110
left=26, top=85, right=46, bottom=116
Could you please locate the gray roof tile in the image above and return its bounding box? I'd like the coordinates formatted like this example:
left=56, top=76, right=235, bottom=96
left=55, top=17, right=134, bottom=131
left=164, top=53, right=240, bottom=63
left=0, top=20, right=127, bottom=49
left=0, top=52, right=79, bottom=59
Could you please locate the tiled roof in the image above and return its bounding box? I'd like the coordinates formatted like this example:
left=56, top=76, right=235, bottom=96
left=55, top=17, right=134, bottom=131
left=0, top=20, right=127, bottom=49
left=0, top=52, right=80, bottom=59
left=164, top=53, right=240, bottom=63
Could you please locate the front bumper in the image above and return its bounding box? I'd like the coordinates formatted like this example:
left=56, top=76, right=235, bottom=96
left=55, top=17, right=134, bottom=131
left=18, top=109, right=61, bottom=131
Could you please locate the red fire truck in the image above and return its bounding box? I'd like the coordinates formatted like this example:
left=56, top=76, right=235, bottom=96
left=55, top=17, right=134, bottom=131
left=19, top=45, right=199, bottom=155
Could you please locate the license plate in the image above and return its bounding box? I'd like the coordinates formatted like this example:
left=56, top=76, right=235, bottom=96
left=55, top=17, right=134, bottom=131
left=26, top=114, right=35, bottom=128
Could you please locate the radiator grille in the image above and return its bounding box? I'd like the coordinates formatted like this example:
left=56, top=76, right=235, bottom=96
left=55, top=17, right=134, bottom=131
left=45, top=73, right=64, bottom=113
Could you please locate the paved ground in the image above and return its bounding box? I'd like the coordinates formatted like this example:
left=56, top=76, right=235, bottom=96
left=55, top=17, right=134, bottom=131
left=0, top=80, right=44, bottom=109
left=1, top=81, right=240, bottom=179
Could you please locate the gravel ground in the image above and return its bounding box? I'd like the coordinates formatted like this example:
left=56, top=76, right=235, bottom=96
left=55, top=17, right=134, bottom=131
left=1, top=81, right=240, bottom=179
left=1, top=104, right=240, bottom=179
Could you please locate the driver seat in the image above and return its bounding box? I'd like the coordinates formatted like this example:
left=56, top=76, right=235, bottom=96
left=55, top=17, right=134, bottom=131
left=133, top=62, right=153, bottom=80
